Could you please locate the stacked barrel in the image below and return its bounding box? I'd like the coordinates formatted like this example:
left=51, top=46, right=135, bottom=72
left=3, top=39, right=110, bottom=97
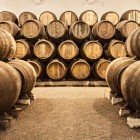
left=0, top=10, right=139, bottom=81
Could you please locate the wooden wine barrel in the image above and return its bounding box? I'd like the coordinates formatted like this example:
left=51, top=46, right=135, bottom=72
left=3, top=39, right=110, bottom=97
left=125, top=27, right=140, bottom=59
left=92, top=21, right=115, bottom=41
left=39, top=11, right=57, bottom=26
left=70, top=59, right=90, bottom=80
left=81, top=41, right=103, bottom=61
left=125, top=34, right=135, bottom=57
left=93, top=59, right=111, bottom=79
left=116, top=20, right=139, bottom=40
left=0, top=28, right=16, bottom=60
left=101, top=11, right=119, bottom=26
left=0, top=11, right=18, bottom=24
left=14, top=39, right=31, bottom=59
left=59, top=11, right=78, bottom=27
left=47, top=20, right=68, bottom=43
left=58, top=40, right=79, bottom=61
left=121, top=61, right=140, bottom=110
left=19, top=12, right=37, bottom=26
left=28, top=60, right=43, bottom=78
left=0, top=21, right=20, bottom=37
left=34, top=39, right=55, bottom=61
left=79, top=10, right=98, bottom=26
left=0, top=61, right=21, bottom=114
left=104, top=39, right=126, bottom=59
left=22, top=19, right=47, bottom=40
left=120, top=10, right=140, bottom=24
left=69, top=21, right=90, bottom=43
left=106, top=57, right=135, bottom=95
left=8, top=60, right=37, bottom=96
left=46, top=59, right=67, bottom=80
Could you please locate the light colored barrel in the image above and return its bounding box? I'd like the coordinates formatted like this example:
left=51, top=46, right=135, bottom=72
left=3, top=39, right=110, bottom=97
left=19, top=12, right=37, bottom=26
left=69, top=21, right=90, bottom=43
left=121, top=61, right=140, bottom=110
left=81, top=41, right=103, bottom=61
left=104, top=39, right=126, bottom=59
left=93, top=59, right=111, bottom=79
left=79, top=10, right=98, bottom=26
left=0, top=61, right=21, bottom=114
left=106, top=57, right=135, bottom=95
left=92, top=20, right=115, bottom=40
left=116, top=20, right=139, bottom=39
left=0, top=21, right=20, bottom=37
left=101, top=11, right=119, bottom=26
left=0, top=11, right=18, bottom=24
left=8, top=60, right=37, bottom=96
left=58, top=40, right=79, bottom=61
left=39, top=11, right=57, bottom=26
left=34, top=39, right=55, bottom=60
left=60, top=11, right=78, bottom=26
left=125, top=27, right=140, bottom=59
left=14, top=39, right=31, bottom=59
left=47, top=20, right=68, bottom=42
left=46, top=59, right=67, bottom=80
left=28, top=60, right=43, bottom=78
left=22, top=19, right=47, bottom=40
left=70, top=59, right=90, bottom=80
left=120, top=10, right=140, bottom=24
left=0, top=28, right=16, bottom=60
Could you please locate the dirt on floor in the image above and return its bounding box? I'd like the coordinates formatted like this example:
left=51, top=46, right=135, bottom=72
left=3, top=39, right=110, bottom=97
left=0, top=87, right=140, bottom=140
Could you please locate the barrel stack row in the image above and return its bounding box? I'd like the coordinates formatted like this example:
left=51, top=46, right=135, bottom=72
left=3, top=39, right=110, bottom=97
left=0, top=10, right=140, bottom=81
left=105, top=27, right=140, bottom=111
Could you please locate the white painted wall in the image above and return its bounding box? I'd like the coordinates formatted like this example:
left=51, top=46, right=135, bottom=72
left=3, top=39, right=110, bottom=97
left=0, top=0, right=140, bottom=19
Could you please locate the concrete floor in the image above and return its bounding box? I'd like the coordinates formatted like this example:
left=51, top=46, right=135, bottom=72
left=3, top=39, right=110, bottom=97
left=0, top=87, right=140, bottom=140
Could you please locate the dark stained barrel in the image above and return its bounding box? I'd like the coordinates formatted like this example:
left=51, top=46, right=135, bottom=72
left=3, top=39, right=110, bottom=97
left=8, top=60, right=37, bottom=96
left=116, top=20, right=139, bottom=40
left=125, top=27, right=140, bottom=59
left=120, top=10, right=140, bottom=24
left=101, top=11, right=119, bottom=26
left=69, top=21, right=90, bottom=43
left=104, top=39, right=126, bottom=59
left=0, top=61, right=21, bottom=114
left=0, top=21, right=20, bottom=37
left=21, top=19, right=47, bottom=41
left=93, top=59, right=111, bottom=79
left=34, top=39, right=55, bottom=61
left=28, top=60, right=43, bottom=78
left=46, top=20, right=68, bottom=43
left=46, top=59, right=67, bottom=80
left=121, top=61, right=140, bottom=110
left=81, top=41, right=103, bottom=61
left=60, top=11, right=78, bottom=27
left=70, top=59, right=90, bottom=80
left=19, top=12, right=37, bottom=26
left=92, top=20, right=115, bottom=41
left=14, top=39, right=31, bottom=59
left=58, top=40, right=79, bottom=61
left=79, top=10, right=98, bottom=26
left=39, top=11, right=57, bottom=26
left=106, top=57, right=136, bottom=95
left=0, top=11, right=18, bottom=24
left=0, top=28, right=16, bottom=61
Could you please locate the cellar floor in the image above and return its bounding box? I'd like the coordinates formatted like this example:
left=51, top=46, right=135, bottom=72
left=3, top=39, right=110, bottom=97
left=0, top=87, right=140, bottom=140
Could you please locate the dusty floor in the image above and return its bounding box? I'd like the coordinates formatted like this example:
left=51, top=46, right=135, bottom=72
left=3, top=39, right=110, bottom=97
left=0, top=87, right=140, bottom=140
